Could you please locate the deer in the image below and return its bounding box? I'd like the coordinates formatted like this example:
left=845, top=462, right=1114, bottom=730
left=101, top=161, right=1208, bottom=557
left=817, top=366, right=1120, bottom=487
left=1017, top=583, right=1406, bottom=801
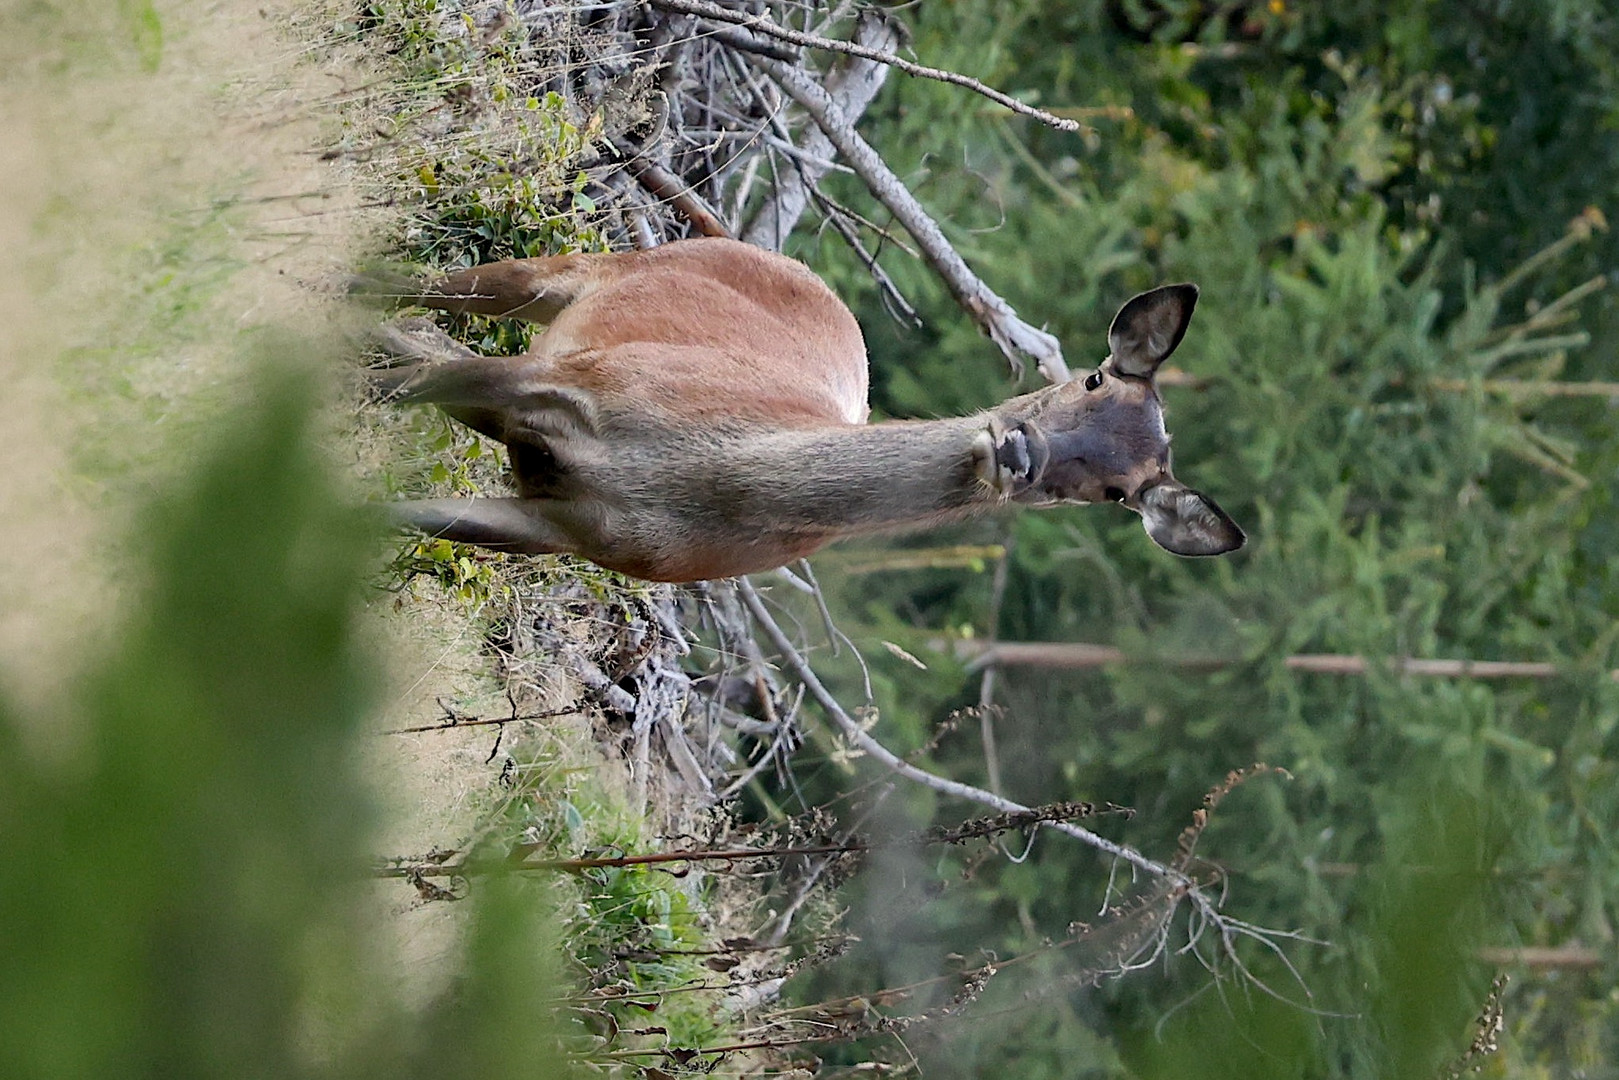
left=362, top=237, right=1243, bottom=582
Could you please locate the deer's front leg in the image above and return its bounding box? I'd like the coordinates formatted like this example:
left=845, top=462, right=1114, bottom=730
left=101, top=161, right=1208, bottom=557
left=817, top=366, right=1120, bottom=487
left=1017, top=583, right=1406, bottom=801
left=394, top=498, right=581, bottom=556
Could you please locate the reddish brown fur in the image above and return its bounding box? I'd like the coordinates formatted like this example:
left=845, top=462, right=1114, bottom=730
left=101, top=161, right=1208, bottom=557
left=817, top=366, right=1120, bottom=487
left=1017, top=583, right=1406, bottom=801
left=431, top=240, right=868, bottom=426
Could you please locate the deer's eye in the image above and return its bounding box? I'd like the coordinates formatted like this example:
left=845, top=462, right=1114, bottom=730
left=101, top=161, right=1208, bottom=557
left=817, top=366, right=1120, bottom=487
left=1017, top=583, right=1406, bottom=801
left=1084, top=370, right=1105, bottom=391
left=1104, top=486, right=1127, bottom=503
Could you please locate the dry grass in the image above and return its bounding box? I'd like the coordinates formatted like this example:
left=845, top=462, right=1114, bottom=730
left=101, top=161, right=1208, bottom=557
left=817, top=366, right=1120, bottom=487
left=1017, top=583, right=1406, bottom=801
left=0, top=0, right=364, bottom=712
left=0, top=0, right=560, bottom=1006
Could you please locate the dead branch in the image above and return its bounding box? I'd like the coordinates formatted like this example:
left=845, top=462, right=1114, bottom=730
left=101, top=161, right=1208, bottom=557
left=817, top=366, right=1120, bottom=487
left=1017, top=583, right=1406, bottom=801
left=380, top=705, right=580, bottom=736
left=745, top=52, right=1071, bottom=383
left=742, top=11, right=901, bottom=249
left=650, top=0, right=1081, bottom=133
left=612, top=136, right=734, bottom=238
left=751, top=55, right=1068, bottom=383
left=734, top=578, right=1171, bottom=881
left=1432, top=377, right=1619, bottom=399
left=1476, top=946, right=1604, bottom=970
left=953, top=639, right=1619, bottom=681
left=376, top=800, right=1102, bottom=879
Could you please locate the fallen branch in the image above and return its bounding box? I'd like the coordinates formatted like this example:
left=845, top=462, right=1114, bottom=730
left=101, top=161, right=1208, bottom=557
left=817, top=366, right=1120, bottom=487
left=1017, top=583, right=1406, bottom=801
left=375, top=800, right=1106, bottom=878
left=735, top=577, right=1341, bottom=1004
left=746, top=52, right=1070, bottom=383
left=1431, top=377, right=1619, bottom=399
left=1476, top=945, right=1604, bottom=970
left=735, top=578, right=1169, bottom=880
left=612, top=136, right=733, bottom=238
left=952, top=639, right=1619, bottom=681
left=379, top=705, right=580, bottom=735
left=742, top=11, right=901, bottom=249
left=652, top=0, right=1082, bottom=133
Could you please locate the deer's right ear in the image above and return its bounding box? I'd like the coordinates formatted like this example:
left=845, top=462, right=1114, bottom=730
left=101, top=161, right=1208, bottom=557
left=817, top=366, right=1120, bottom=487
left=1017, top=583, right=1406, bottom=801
left=1136, top=480, right=1244, bottom=557
left=1108, top=284, right=1198, bottom=378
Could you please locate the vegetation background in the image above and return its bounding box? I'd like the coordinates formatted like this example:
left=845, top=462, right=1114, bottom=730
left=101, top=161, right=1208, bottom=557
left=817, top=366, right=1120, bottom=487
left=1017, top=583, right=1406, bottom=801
left=783, top=1, right=1619, bottom=1076
left=2, top=0, right=1616, bottom=1078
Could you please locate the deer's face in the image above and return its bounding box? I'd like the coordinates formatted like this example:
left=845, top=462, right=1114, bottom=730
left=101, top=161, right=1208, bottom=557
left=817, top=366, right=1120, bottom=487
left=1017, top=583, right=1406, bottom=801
left=1010, top=366, right=1171, bottom=506
left=991, top=285, right=1244, bottom=557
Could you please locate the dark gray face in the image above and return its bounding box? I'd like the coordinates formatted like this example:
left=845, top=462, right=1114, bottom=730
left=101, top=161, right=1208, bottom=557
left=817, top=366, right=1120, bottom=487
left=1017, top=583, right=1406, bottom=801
left=1013, top=366, right=1172, bottom=507
left=993, top=284, right=1245, bottom=557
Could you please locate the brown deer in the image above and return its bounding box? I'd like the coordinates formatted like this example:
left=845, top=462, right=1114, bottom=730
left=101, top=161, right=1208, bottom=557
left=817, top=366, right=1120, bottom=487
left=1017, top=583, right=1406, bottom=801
left=365, top=237, right=1242, bottom=582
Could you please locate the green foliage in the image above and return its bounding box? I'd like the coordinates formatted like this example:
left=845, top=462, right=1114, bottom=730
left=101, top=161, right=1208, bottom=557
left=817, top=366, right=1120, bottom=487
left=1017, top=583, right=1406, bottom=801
left=0, top=362, right=584, bottom=1077
left=770, top=1, right=1619, bottom=1074
left=345, top=0, right=611, bottom=270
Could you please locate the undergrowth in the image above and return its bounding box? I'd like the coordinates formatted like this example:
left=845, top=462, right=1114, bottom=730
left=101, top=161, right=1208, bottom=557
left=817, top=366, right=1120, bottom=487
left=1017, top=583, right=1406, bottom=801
left=329, top=0, right=754, bottom=1070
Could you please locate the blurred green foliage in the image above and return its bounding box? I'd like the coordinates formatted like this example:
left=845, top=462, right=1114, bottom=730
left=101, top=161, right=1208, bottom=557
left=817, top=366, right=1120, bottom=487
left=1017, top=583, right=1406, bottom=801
left=770, top=1, right=1619, bottom=1075
left=0, top=363, right=581, bottom=1078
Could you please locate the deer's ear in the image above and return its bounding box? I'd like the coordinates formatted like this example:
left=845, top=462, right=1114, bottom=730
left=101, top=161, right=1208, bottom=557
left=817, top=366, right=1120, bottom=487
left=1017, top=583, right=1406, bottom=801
left=1136, top=480, right=1244, bottom=557
left=1108, top=284, right=1198, bottom=377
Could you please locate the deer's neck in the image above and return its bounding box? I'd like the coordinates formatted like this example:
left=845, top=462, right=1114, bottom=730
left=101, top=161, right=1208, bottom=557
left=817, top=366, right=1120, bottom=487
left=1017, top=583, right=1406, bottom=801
left=692, top=413, right=1003, bottom=538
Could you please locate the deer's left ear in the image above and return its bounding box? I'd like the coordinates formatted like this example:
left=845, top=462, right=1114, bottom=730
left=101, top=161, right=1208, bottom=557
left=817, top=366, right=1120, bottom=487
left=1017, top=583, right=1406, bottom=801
left=1135, top=480, right=1244, bottom=557
left=1108, top=284, right=1198, bottom=378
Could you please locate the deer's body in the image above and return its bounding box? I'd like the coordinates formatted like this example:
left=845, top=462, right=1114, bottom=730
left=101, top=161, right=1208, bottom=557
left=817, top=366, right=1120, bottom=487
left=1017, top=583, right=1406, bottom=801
left=368, top=238, right=1242, bottom=581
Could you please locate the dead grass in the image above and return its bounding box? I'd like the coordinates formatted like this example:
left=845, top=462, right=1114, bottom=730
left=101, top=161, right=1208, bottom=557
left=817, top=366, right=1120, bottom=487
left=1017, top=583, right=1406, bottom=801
left=0, top=0, right=364, bottom=715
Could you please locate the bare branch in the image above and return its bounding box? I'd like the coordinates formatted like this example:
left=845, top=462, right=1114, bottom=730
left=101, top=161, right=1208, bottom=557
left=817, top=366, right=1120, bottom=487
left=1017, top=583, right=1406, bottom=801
left=952, top=639, right=1619, bottom=681
left=612, top=136, right=734, bottom=238
left=652, top=0, right=1082, bottom=133
left=746, top=53, right=1070, bottom=382
left=734, top=578, right=1170, bottom=880
left=742, top=11, right=902, bottom=249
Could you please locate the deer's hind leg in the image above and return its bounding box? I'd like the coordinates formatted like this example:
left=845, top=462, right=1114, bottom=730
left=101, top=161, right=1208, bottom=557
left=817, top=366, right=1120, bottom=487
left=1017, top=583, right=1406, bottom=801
left=369, top=358, right=595, bottom=433
left=383, top=253, right=609, bottom=324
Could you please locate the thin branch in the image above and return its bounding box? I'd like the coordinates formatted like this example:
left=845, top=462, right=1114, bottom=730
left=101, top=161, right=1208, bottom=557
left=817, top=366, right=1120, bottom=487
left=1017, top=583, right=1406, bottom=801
left=735, top=578, right=1173, bottom=881
left=383, top=842, right=859, bottom=878
left=651, top=0, right=1081, bottom=133
left=376, top=799, right=1100, bottom=879
left=977, top=533, right=1014, bottom=795
left=952, top=639, right=1619, bottom=681
left=1431, top=376, right=1619, bottom=399
left=746, top=52, right=1070, bottom=382
left=612, top=136, right=733, bottom=238
left=1475, top=945, right=1604, bottom=970
left=741, top=10, right=902, bottom=248
left=813, top=191, right=922, bottom=327
left=379, top=705, right=580, bottom=736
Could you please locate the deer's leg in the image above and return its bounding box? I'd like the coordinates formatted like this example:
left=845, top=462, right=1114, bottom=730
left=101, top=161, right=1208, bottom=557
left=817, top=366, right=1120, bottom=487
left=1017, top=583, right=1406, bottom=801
left=370, top=360, right=597, bottom=445
left=393, top=497, right=580, bottom=556
left=368, top=316, right=481, bottom=365
left=354, top=254, right=605, bottom=324
left=369, top=357, right=577, bottom=413
left=366, top=320, right=515, bottom=441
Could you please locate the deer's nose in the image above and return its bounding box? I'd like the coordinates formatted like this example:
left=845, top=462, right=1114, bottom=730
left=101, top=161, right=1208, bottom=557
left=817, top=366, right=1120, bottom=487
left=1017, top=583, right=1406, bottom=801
left=1000, top=422, right=1050, bottom=485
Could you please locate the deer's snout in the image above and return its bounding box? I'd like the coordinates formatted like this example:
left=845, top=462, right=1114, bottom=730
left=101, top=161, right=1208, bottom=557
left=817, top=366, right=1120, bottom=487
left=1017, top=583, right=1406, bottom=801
left=1016, top=419, right=1166, bottom=505
left=995, top=421, right=1051, bottom=489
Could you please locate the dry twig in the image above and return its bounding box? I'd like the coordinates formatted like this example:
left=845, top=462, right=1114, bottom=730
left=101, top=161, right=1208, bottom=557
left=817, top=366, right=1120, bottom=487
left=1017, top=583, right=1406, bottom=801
left=747, top=52, right=1070, bottom=382
left=649, top=0, right=1082, bottom=133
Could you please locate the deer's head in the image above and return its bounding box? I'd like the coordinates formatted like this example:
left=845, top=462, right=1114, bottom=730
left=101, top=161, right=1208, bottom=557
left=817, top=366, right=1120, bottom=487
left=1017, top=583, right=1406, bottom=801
left=992, top=284, right=1244, bottom=557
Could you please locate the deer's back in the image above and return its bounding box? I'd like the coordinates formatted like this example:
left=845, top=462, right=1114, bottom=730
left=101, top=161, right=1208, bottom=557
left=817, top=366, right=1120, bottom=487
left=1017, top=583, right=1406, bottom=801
left=538, top=238, right=870, bottom=427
